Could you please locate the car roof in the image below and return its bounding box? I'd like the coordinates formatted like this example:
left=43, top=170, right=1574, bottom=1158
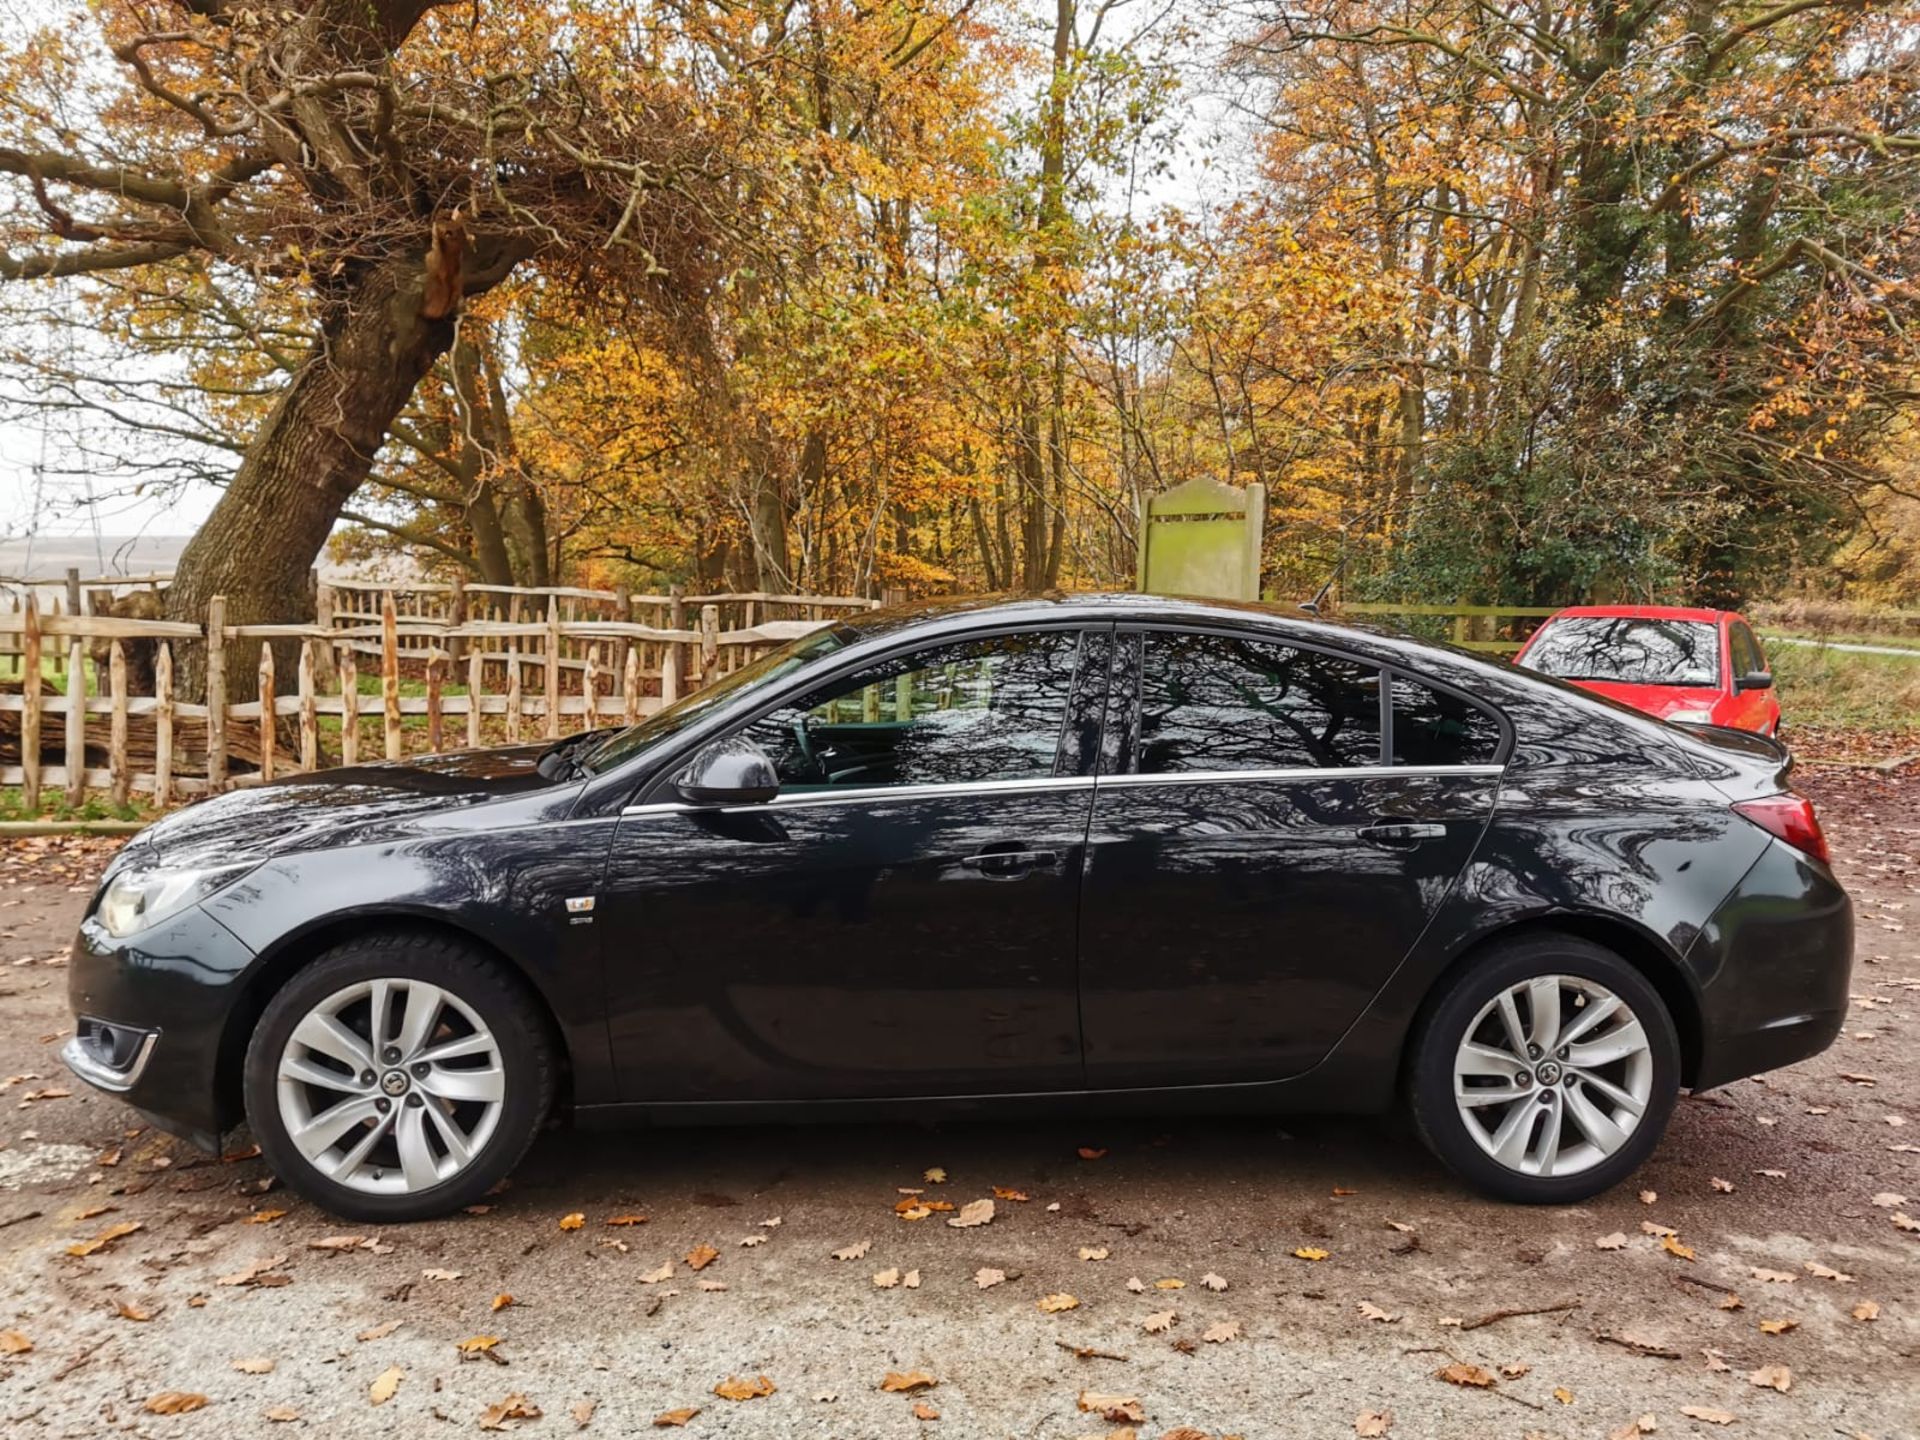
left=1541, top=605, right=1733, bottom=624
left=841, top=590, right=1400, bottom=648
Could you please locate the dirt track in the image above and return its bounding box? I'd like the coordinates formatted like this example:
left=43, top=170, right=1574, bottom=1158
left=0, top=763, right=1914, bottom=1439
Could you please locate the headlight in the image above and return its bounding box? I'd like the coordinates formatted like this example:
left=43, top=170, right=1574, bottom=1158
left=96, top=864, right=253, bottom=939
left=1665, top=708, right=1715, bottom=725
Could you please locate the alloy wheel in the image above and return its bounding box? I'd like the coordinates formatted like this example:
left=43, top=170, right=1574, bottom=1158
left=1452, top=974, right=1654, bottom=1178
left=275, top=978, right=506, bottom=1195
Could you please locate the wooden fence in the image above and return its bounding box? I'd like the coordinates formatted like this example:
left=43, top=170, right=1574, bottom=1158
left=1333, top=602, right=1559, bottom=655
left=0, top=583, right=879, bottom=811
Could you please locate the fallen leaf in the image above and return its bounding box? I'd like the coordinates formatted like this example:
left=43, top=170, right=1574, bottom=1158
left=1125, top=1277, right=1147, bottom=1293
left=1038, top=1293, right=1080, bottom=1313
left=1155, top=1278, right=1185, bottom=1289
left=1680, top=1406, right=1736, bottom=1425
left=1703, top=1348, right=1730, bottom=1373
left=1502, top=1362, right=1531, bottom=1379
left=1661, top=1234, right=1697, bottom=1262
left=912, top=1400, right=939, bottom=1420
left=559, top=1212, right=586, bottom=1231
left=1871, top=1191, right=1907, bottom=1208
left=832, top=1240, right=872, bottom=1261
left=923, top=1167, right=947, bottom=1183
left=1893, top=1212, right=1920, bottom=1233
left=606, top=1214, right=647, bottom=1226
left=1758, top=1319, right=1797, bottom=1336
left=712, top=1375, right=776, bottom=1402
left=697, top=1279, right=727, bottom=1292
left=1355, top=1410, right=1392, bottom=1437
left=948, top=1199, right=994, bottom=1229
left=1077, top=1147, right=1107, bottom=1160
left=1750, top=1267, right=1797, bottom=1283
left=1639, top=1189, right=1658, bottom=1204
left=1078, top=1247, right=1110, bottom=1261
left=370, top=1366, right=404, bottom=1405
left=1595, top=1232, right=1629, bottom=1250
left=246, top=1209, right=287, bottom=1225
left=880, top=1371, right=938, bottom=1393
left=1606, top=1416, right=1657, bottom=1440
left=0, top=1330, right=31, bottom=1354
left=1292, top=1247, right=1330, bottom=1261
left=1435, top=1363, right=1496, bottom=1388
left=357, top=1320, right=403, bottom=1342
left=492, top=1293, right=515, bottom=1312
left=265, top=1406, right=300, bottom=1423
left=457, top=1335, right=501, bottom=1355
left=1142, top=1310, right=1177, bottom=1333
left=145, top=1392, right=208, bottom=1415
left=1357, top=1301, right=1398, bottom=1323
left=1077, top=1392, right=1144, bottom=1422
left=1641, top=1220, right=1678, bottom=1237
left=1748, top=1364, right=1792, bottom=1392
left=640, top=1261, right=673, bottom=1284
left=571, top=1399, right=597, bottom=1427
left=421, top=1267, right=463, bottom=1281
left=1711, top=1177, right=1735, bottom=1193
left=685, top=1243, right=719, bottom=1271
left=873, top=1268, right=902, bottom=1289
left=1804, top=1261, right=1854, bottom=1282
left=65, top=1220, right=143, bottom=1257
left=652, top=1408, right=699, bottom=1428
left=1554, top=1386, right=1575, bottom=1404
left=993, top=1186, right=1029, bottom=1201
left=1852, top=1300, right=1880, bottom=1322
left=1201, top=1320, right=1240, bottom=1343
left=739, top=1234, right=767, bottom=1248
left=1200, top=1272, right=1228, bottom=1292
left=232, top=1356, right=274, bottom=1374
left=1719, top=1293, right=1745, bottom=1311
left=309, top=1234, right=367, bottom=1251
left=973, top=1268, right=1006, bottom=1289
left=903, top=1269, right=920, bottom=1288
left=216, top=1254, right=288, bottom=1287
left=480, top=1394, right=541, bottom=1430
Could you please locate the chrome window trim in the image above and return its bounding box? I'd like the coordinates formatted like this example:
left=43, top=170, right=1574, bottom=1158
left=619, top=764, right=1502, bottom=817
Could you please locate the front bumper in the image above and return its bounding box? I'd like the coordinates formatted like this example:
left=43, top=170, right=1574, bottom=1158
left=1688, top=837, right=1853, bottom=1090
left=64, top=905, right=258, bottom=1139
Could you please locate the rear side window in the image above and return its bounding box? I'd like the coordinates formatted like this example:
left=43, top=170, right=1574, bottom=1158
left=1390, top=677, right=1503, bottom=766
left=1137, top=632, right=1382, bottom=772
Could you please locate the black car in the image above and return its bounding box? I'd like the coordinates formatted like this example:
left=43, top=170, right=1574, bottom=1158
left=64, top=594, right=1852, bottom=1222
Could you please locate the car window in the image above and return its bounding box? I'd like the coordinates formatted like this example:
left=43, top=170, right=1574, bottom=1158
left=1390, top=677, right=1503, bottom=766
left=1731, top=622, right=1765, bottom=676
left=1135, top=631, right=1382, bottom=773
left=740, top=630, right=1082, bottom=791
left=1520, top=617, right=1720, bottom=687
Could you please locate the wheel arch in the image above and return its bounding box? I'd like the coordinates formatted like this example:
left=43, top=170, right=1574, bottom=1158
left=1412, top=914, right=1704, bottom=1089
left=215, top=911, right=571, bottom=1131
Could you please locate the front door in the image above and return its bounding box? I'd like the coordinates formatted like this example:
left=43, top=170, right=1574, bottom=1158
left=1079, top=627, right=1503, bottom=1088
left=601, top=626, right=1109, bottom=1102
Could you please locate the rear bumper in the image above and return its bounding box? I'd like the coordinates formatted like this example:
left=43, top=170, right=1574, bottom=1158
left=1687, top=838, right=1852, bottom=1090
left=64, top=907, right=256, bottom=1139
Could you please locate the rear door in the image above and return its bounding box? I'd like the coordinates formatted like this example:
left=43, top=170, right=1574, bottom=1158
left=1078, top=626, right=1505, bottom=1088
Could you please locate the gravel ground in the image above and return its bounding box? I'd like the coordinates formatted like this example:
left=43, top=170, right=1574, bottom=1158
left=0, top=764, right=1915, bottom=1440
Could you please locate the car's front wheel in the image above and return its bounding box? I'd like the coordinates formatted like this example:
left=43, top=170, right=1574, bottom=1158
left=1408, top=933, right=1680, bottom=1203
left=244, top=932, right=556, bottom=1223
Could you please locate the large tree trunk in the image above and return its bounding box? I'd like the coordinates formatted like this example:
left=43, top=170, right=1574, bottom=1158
left=166, top=256, right=458, bottom=699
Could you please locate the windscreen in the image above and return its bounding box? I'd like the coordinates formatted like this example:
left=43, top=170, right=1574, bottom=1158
left=1521, top=617, right=1720, bottom=687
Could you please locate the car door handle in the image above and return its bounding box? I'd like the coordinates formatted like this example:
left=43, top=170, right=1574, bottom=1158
left=1357, top=823, right=1447, bottom=849
left=960, top=849, right=1059, bottom=877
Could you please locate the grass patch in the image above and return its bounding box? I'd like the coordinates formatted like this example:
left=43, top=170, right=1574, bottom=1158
left=0, top=787, right=151, bottom=824
left=1769, top=640, right=1920, bottom=732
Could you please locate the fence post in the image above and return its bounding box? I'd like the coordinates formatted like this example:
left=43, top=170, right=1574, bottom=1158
left=505, top=644, right=523, bottom=742
left=623, top=645, right=640, bottom=725
left=20, top=594, right=40, bottom=812
left=258, top=641, right=276, bottom=783
left=313, top=581, right=338, bottom=686
left=154, top=642, right=173, bottom=808
left=544, top=596, right=562, bottom=740
left=661, top=635, right=681, bottom=705
left=64, top=565, right=81, bottom=618
left=298, top=639, right=317, bottom=771
left=340, top=646, right=359, bottom=767
left=699, top=603, right=719, bottom=685
left=64, top=636, right=85, bottom=806
left=467, top=647, right=484, bottom=749
left=615, top=585, right=633, bottom=688
left=206, top=594, right=228, bottom=794
left=381, top=589, right=402, bottom=760
left=447, top=573, right=467, bottom=668
left=581, top=644, right=599, bottom=733
left=668, top=584, right=685, bottom=700
left=426, top=649, right=445, bottom=752
left=109, top=641, right=129, bottom=807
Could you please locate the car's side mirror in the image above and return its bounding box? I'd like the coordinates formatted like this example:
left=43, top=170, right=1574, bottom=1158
left=675, top=737, right=779, bottom=806
left=1736, top=670, right=1774, bottom=692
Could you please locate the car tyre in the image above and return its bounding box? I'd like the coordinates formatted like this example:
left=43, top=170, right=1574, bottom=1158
left=244, top=931, right=556, bottom=1223
left=1408, top=933, right=1680, bottom=1204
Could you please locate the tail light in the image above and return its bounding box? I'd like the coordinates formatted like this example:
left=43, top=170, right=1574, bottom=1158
left=1732, top=793, right=1830, bottom=866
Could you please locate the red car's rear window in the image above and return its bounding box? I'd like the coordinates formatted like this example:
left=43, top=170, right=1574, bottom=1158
left=1521, top=617, right=1721, bottom=687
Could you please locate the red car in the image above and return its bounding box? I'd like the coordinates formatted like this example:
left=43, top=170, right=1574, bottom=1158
left=1514, top=605, right=1781, bottom=736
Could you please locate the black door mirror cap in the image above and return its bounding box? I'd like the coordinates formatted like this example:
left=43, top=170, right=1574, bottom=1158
left=675, top=737, right=780, bottom=806
left=1736, top=670, right=1774, bottom=691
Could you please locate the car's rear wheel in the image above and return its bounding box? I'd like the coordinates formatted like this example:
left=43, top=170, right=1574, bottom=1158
left=1408, top=934, right=1680, bottom=1203
left=244, top=932, right=555, bottom=1223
